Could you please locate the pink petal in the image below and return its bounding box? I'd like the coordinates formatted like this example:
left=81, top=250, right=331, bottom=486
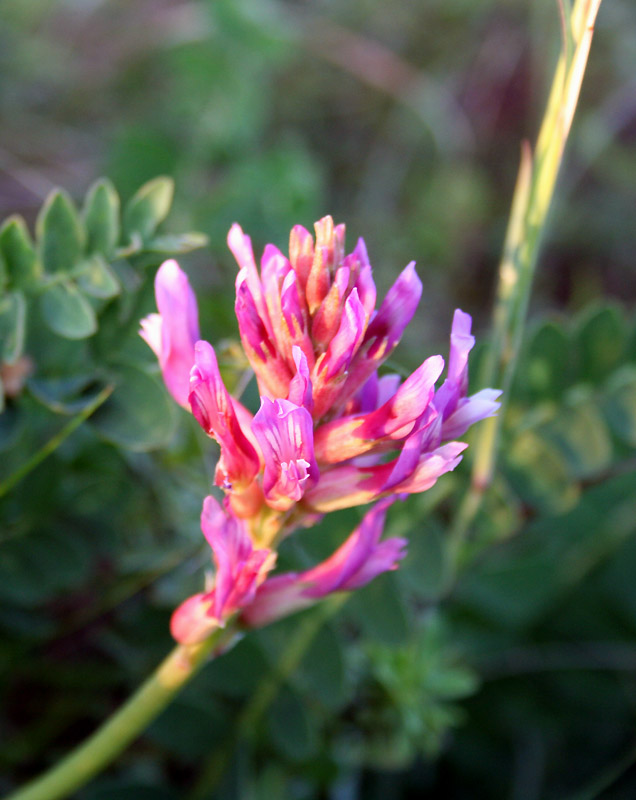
left=441, top=388, right=502, bottom=439
left=434, top=308, right=475, bottom=420
left=189, top=340, right=261, bottom=492
left=287, top=346, right=314, bottom=412
left=170, top=592, right=218, bottom=645
left=288, top=224, right=315, bottom=293
left=252, top=397, right=319, bottom=511
left=313, top=355, right=444, bottom=464
left=140, top=260, right=200, bottom=408
left=241, top=499, right=406, bottom=628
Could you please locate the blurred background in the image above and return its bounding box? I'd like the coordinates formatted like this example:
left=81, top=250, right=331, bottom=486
left=1, top=1, right=636, bottom=798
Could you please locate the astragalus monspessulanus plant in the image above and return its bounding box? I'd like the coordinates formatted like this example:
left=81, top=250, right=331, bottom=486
left=140, top=218, right=500, bottom=643
left=6, top=1, right=603, bottom=798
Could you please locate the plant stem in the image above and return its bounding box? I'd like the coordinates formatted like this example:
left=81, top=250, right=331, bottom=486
left=4, top=631, right=231, bottom=800
left=0, top=384, right=114, bottom=500
left=448, top=0, right=602, bottom=567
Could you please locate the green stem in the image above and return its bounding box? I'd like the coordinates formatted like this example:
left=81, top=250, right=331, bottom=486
left=0, top=384, right=114, bottom=500
left=448, top=0, right=602, bottom=567
left=4, top=631, right=231, bottom=800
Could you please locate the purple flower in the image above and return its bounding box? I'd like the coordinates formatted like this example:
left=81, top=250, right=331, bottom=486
left=252, top=397, right=319, bottom=511
left=141, top=217, right=501, bottom=644
left=170, top=496, right=275, bottom=645
left=434, top=309, right=502, bottom=439
left=240, top=498, right=406, bottom=628
left=140, top=260, right=200, bottom=408
left=189, top=340, right=261, bottom=493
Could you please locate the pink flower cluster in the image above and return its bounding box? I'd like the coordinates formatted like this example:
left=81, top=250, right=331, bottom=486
left=141, top=217, right=500, bottom=644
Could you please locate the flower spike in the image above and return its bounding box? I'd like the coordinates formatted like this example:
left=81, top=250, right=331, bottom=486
left=142, top=217, right=500, bottom=645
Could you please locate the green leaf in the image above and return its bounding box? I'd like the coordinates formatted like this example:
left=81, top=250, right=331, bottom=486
left=0, top=290, right=26, bottom=363
left=542, top=390, right=613, bottom=479
left=123, top=176, right=174, bottom=242
left=147, top=697, right=226, bottom=761
left=400, top=519, right=445, bottom=600
left=83, top=178, right=120, bottom=257
left=575, top=305, right=625, bottom=384
left=0, top=541, right=52, bottom=606
left=506, top=428, right=579, bottom=514
left=200, top=637, right=269, bottom=697
left=520, top=320, right=571, bottom=401
left=347, top=572, right=410, bottom=646
left=76, top=255, right=121, bottom=299
left=29, top=374, right=106, bottom=414
left=20, top=530, right=92, bottom=593
left=0, top=215, right=40, bottom=288
left=37, top=190, right=85, bottom=274
left=267, top=686, right=317, bottom=761
left=296, top=624, right=346, bottom=709
left=90, top=364, right=176, bottom=451
left=144, top=232, right=209, bottom=254
left=426, top=664, right=479, bottom=700
left=40, top=282, right=97, bottom=339
left=602, top=366, right=636, bottom=447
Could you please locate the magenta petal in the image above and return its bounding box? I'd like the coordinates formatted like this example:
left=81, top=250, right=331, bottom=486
left=252, top=397, right=319, bottom=511
left=189, top=340, right=260, bottom=491
left=170, top=592, right=218, bottom=645
left=442, top=388, right=502, bottom=439
left=235, top=280, right=293, bottom=398
left=235, top=278, right=275, bottom=363
left=281, top=271, right=304, bottom=336
left=197, top=495, right=275, bottom=626
left=388, top=441, right=468, bottom=494
left=339, top=262, right=423, bottom=401
left=347, top=536, right=408, bottom=589
left=301, top=497, right=397, bottom=594
left=349, top=238, right=377, bottom=319
left=261, top=245, right=295, bottom=355
left=280, top=271, right=313, bottom=363
left=140, top=260, right=200, bottom=408
left=382, top=425, right=431, bottom=490
left=365, top=262, right=422, bottom=358
left=289, top=224, right=315, bottom=292
left=239, top=574, right=308, bottom=628
left=358, top=355, right=444, bottom=439
left=228, top=224, right=271, bottom=334
left=287, top=346, right=314, bottom=412
left=434, top=309, right=475, bottom=419
left=318, top=288, right=367, bottom=382
left=350, top=372, right=379, bottom=414
left=241, top=498, right=406, bottom=628
left=314, top=356, right=443, bottom=464
left=200, top=496, right=252, bottom=615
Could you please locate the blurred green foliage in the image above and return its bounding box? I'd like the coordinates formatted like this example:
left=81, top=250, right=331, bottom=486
left=1, top=1, right=636, bottom=799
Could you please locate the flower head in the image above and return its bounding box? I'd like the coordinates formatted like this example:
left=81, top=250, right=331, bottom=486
left=142, top=217, right=501, bottom=641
